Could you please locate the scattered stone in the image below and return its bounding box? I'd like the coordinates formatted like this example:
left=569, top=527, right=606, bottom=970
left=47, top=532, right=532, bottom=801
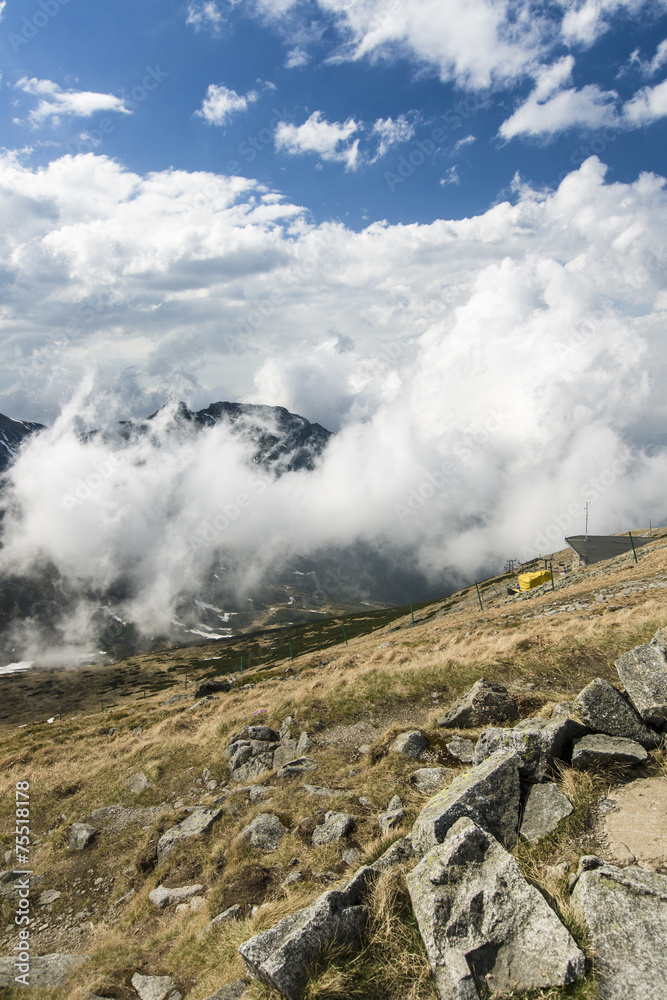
left=238, top=813, right=288, bottom=852
left=281, top=871, right=303, bottom=888
left=303, top=785, right=346, bottom=798
left=312, top=811, right=355, bottom=846
left=67, top=823, right=97, bottom=849
left=474, top=716, right=589, bottom=782
left=571, top=733, right=648, bottom=769
left=130, top=972, right=178, bottom=1000
left=157, top=807, right=222, bottom=862
left=149, top=884, right=204, bottom=909
left=190, top=696, right=219, bottom=710
left=377, top=796, right=406, bottom=833
left=198, top=905, right=242, bottom=938
left=551, top=701, right=577, bottom=718
left=437, top=678, right=518, bottom=729
left=195, top=679, right=233, bottom=697
left=390, top=731, right=429, bottom=759
left=0, top=953, right=90, bottom=987
left=575, top=677, right=660, bottom=747
left=201, top=982, right=249, bottom=1000
left=410, top=767, right=453, bottom=795
left=615, top=629, right=667, bottom=727
left=276, top=757, right=318, bottom=777
left=368, top=836, right=416, bottom=872
left=412, top=748, right=521, bottom=854
left=126, top=771, right=153, bottom=795
left=342, top=848, right=362, bottom=866
left=571, top=860, right=667, bottom=1000
left=406, top=819, right=585, bottom=1000
left=239, top=871, right=373, bottom=999
left=519, top=783, right=573, bottom=843
left=38, top=889, right=62, bottom=906
left=444, top=737, right=475, bottom=763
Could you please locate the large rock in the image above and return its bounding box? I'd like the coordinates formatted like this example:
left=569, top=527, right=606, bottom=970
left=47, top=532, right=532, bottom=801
left=411, top=749, right=520, bottom=854
left=571, top=733, right=648, bottom=769
left=437, top=679, right=518, bottom=729
left=411, top=768, right=453, bottom=795
left=445, top=738, right=475, bottom=763
left=615, top=629, right=667, bottom=728
left=474, top=716, right=588, bottom=782
left=0, top=953, right=90, bottom=987
left=195, top=679, right=233, bottom=697
left=239, top=882, right=370, bottom=999
left=226, top=739, right=277, bottom=784
left=67, top=823, right=98, bottom=849
left=390, top=731, right=429, bottom=758
left=202, top=982, right=249, bottom=1000
left=312, top=811, right=355, bottom=845
left=572, top=859, right=667, bottom=1000
left=575, top=677, right=660, bottom=747
left=238, top=813, right=287, bottom=851
left=157, top=807, right=222, bottom=862
left=276, top=757, right=318, bottom=777
left=519, top=783, right=573, bottom=843
left=407, top=819, right=585, bottom=1000
left=149, top=884, right=204, bottom=909
left=126, top=771, right=154, bottom=795
left=130, top=972, right=179, bottom=1000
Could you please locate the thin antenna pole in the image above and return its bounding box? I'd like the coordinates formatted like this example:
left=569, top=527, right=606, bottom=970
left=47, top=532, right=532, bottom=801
left=584, top=502, right=589, bottom=538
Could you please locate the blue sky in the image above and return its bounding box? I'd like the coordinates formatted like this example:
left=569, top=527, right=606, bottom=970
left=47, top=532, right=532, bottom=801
left=0, top=0, right=666, bottom=600
left=2, top=0, right=667, bottom=228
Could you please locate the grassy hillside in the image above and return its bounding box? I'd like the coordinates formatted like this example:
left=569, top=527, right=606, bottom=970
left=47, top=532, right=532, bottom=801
left=0, top=528, right=665, bottom=1000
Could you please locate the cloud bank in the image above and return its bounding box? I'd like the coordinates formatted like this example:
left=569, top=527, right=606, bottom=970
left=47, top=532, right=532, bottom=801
left=0, top=151, right=666, bottom=661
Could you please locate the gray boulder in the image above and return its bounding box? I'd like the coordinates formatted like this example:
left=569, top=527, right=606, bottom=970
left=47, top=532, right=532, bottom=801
left=126, top=771, right=153, bottom=795
left=571, top=733, right=648, bottom=769
left=615, top=629, right=667, bottom=728
left=276, top=757, right=318, bottom=777
left=519, top=783, right=573, bottom=843
left=198, top=904, right=243, bottom=938
left=437, top=678, right=518, bottom=729
left=202, top=982, right=249, bottom=1000
left=575, top=677, right=660, bottom=747
left=149, top=884, right=204, bottom=909
left=195, top=679, right=233, bottom=697
left=157, top=807, right=222, bottom=862
left=0, top=953, right=90, bottom=987
left=406, top=819, right=585, bottom=1000
left=411, top=767, right=453, bottom=795
left=391, top=731, right=429, bottom=758
left=130, top=973, right=179, bottom=1000
left=239, top=882, right=370, bottom=999
left=412, top=748, right=521, bottom=854
left=226, top=740, right=276, bottom=784
left=67, top=823, right=98, bottom=849
left=377, top=796, right=406, bottom=833
left=445, top=737, right=475, bottom=763
left=238, top=813, right=287, bottom=851
left=474, top=715, right=589, bottom=782
left=572, top=860, right=667, bottom=1000
left=312, top=811, right=355, bottom=846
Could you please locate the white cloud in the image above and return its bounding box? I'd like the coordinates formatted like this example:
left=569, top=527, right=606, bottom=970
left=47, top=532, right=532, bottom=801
left=2, top=153, right=667, bottom=656
left=15, top=78, right=131, bottom=126
left=500, top=81, right=619, bottom=139
left=195, top=83, right=259, bottom=126
left=440, top=166, right=460, bottom=185
left=0, top=2, right=5, bottom=20
left=560, top=0, right=666, bottom=46
left=623, top=77, right=667, bottom=124
left=186, top=1, right=224, bottom=33
left=370, top=115, right=415, bottom=160
left=285, top=46, right=310, bottom=68
left=275, top=111, right=361, bottom=169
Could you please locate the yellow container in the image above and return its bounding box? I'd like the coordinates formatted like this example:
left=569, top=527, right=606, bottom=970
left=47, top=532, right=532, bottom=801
left=518, top=569, right=551, bottom=591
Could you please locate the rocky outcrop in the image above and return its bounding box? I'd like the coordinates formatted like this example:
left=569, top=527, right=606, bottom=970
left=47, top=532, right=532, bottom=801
left=437, top=679, right=518, bottom=729
left=0, top=953, right=90, bottom=987
left=571, top=857, right=667, bottom=1000
left=68, top=823, right=98, bottom=849
left=519, top=783, right=573, bottom=843
left=225, top=720, right=316, bottom=783
left=377, top=796, right=405, bottom=833
left=157, top=807, right=222, bottom=863
left=412, top=749, right=521, bottom=854
left=474, top=715, right=588, bottom=782
left=312, top=811, right=355, bottom=845
left=406, top=818, right=585, bottom=1000
left=196, top=679, right=233, bottom=698
left=574, top=677, right=660, bottom=747
left=571, top=734, right=648, bottom=768
left=445, top=737, right=475, bottom=763
left=238, top=813, right=288, bottom=852
left=615, top=629, right=667, bottom=728
left=149, top=884, right=204, bottom=909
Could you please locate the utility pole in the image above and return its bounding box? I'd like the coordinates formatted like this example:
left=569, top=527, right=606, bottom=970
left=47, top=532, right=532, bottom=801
left=584, top=502, right=589, bottom=539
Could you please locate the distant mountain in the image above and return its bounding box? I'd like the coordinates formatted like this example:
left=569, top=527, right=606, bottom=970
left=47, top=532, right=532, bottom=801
left=0, top=413, right=45, bottom=473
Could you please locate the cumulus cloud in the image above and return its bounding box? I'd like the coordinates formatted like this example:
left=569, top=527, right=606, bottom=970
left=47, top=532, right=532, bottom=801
left=560, top=0, right=666, bottom=46
left=186, top=1, right=225, bottom=33
left=195, top=83, right=260, bottom=125
left=275, top=110, right=361, bottom=168
left=370, top=115, right=415, bottom=160
left=623, top=77, right=667, bottom=124
left=0, top=151, right=666, bottom=661
left=14, top=77, right=131, bottom=126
